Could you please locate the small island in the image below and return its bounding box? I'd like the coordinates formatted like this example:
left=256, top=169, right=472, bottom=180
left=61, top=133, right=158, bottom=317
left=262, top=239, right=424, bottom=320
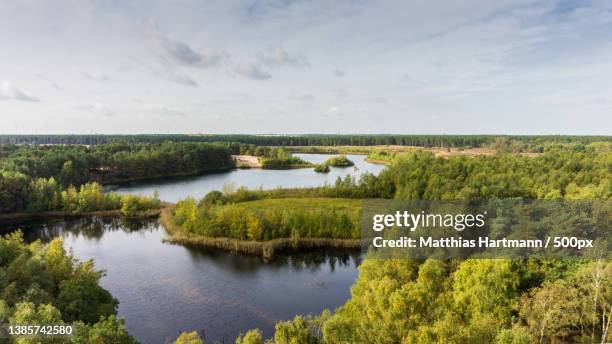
left=324, top=155, right=355, bottom=167
left=260, top=148, right=313, bottom=169
left=314, top=163, right=331, bottom=173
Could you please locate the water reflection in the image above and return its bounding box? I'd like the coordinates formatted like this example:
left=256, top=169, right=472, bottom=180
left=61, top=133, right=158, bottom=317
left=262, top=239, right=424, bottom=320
left=2, top=217, right=361, bottom=343
left=181, top=244, right=362, bottom=275
left=2, top=216, right=159, bottom=243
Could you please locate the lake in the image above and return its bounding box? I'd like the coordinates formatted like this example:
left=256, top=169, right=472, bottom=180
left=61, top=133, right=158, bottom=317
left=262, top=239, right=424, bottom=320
left=109, top=153, right=385, bottom=203
left=4, top=154, right=383, bottom=343
left=5, top=217, right=361, bottom=343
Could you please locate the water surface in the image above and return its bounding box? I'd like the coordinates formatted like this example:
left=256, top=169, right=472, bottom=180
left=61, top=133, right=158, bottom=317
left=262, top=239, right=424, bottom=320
left=111, top=154, right=384, bottom=202
left=5, top=218, right=360, bottom=343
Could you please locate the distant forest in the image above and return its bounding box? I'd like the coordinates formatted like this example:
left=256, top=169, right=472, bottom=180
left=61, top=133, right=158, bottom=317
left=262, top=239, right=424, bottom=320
left=0, top=142, right=234, bottom=186
left=0, top=134, right=609, bottom=148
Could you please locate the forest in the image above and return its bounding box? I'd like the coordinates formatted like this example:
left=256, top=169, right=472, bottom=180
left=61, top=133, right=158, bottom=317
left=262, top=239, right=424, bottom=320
left=0, top=141, right=234, bottom=186
left=0, top=231, right=137, bottom=343
left=0, top=172, right=160, bottom=216
left=1, top=134, right=609, bottom=149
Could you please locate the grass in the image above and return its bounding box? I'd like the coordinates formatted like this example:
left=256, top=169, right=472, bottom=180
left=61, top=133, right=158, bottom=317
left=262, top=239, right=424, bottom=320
left=225, top=197, right=361, bottom=211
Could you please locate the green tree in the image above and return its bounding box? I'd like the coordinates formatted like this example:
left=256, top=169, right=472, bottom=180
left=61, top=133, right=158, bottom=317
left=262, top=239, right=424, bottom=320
left=236, top=329, right=263, bottom=344
left=173, top=331, right=204, bottom=344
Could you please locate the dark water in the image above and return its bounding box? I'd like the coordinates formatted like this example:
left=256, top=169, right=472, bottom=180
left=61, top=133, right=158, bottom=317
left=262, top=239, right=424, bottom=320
left=110, top=154, right=385, bottom=202
left=5, top=217, right=361, bottom=344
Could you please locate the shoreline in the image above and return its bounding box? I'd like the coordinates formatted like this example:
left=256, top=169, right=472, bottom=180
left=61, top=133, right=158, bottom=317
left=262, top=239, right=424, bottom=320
left=99, top=166, right=234, bottom=187
left=0, top=208, right=165, bottom=225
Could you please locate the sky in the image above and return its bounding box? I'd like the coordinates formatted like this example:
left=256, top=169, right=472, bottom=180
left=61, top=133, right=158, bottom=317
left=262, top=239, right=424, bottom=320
left=1, top=0, right=611, bottom=135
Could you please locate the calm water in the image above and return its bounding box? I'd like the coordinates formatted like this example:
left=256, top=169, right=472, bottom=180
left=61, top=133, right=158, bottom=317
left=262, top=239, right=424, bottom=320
left=110, top=154, right=385, bottom=202
left=3, top=155, right=384, bottom=343
left=6, top=217, right=361, bottom=343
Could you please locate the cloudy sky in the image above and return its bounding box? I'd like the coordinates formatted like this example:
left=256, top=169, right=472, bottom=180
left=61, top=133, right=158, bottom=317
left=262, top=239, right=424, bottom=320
left=1, top=0, right=611, bottom=134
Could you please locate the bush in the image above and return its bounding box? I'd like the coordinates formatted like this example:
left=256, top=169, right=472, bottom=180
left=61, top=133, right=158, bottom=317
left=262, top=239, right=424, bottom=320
left=314, top=164, right=330, bottom=173
left=324, top=155, right=354, bottom=167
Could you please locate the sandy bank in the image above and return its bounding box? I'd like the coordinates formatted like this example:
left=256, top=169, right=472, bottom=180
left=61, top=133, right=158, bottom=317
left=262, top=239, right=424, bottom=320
left=232, top=155, right=262, bottom=168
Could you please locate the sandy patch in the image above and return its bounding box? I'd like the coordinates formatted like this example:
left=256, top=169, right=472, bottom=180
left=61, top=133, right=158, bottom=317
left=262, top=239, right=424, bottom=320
left=232, top=155, right=262, bottom=168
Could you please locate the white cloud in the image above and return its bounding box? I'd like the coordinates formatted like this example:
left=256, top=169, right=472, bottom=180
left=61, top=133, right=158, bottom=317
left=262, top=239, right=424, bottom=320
left=333, top=69, right=346, bottom=77
left=256, top=46, right=308, bottom=68
left=70, top=101, right=114, bottom=116
left=154, top=31, right=228, bottom=68
left=234, top=63, right=271, bottom=80
left=90, top=102, right=114, bottom=116
left=1, top=0, right=611, bottom=133
left=0, top=80, right=39, bottom=102
left=144, top=104, right=187, bottom=117
left=157, top=69, right=199, bottom=87
left=32, top=72, right=61, bottom=89
left=290, top=93, right=315, bottom=101
left=332, top=89, right=349, bottom=99
left=327, top=106, right=342, bottom=116
left=74, top=68, right=111, bottom=81
left=398, top=74, right=412, bottom=82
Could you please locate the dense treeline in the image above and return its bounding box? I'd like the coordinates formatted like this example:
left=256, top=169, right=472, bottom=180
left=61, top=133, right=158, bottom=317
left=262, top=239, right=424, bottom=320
left=379, top=148, right=611, bottom=200
left=0, top=171, right=160, bottom=216
left=0, top=232, right=136, bottom=343
left=0, top=141, right=234, bottom=186
left=1, top=134, right=609, bottom=148
left=170, top=197, right=360, bottom=241
left=320, top=257, right=610, bottom=343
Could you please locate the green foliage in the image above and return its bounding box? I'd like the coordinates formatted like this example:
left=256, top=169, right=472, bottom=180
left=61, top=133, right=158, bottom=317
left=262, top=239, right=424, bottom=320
left=173, top=331, right=204, bottom=344
left=318, top=256, right=610, bottom=343
left=201, top=190, right=226, bottom=206
left=0, top=141, right=233, bottom=186
left=274, top=316, right=318, bottom=344
left=494, top=325, right=532, bottom=344
left=324, top=155, right=354, bottom=167
left=56, top=260, right=117, bottom=323
left=120, top=194, right=160, bottom=217
left=0, top=173, right=159, bottom=215
left=171, top=198, right=361, bottom=241
left=259, top=148, right=312, bottom=169
left=313, top=164, right=330, bottom=173
left=71, top=315, right=137, bottom=344
left=366, top=150, right=396, bottom=164
left=519, top=261, right=611, bottom=343
left=0, top=232, right=134, bottom=344
left=8, top=302, right=64, bottom=344
left=235, top=329, right=263, bottom=344
left=452, top=259, right=520, bottom=323
left=378, top=150, right=611, bottom=199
